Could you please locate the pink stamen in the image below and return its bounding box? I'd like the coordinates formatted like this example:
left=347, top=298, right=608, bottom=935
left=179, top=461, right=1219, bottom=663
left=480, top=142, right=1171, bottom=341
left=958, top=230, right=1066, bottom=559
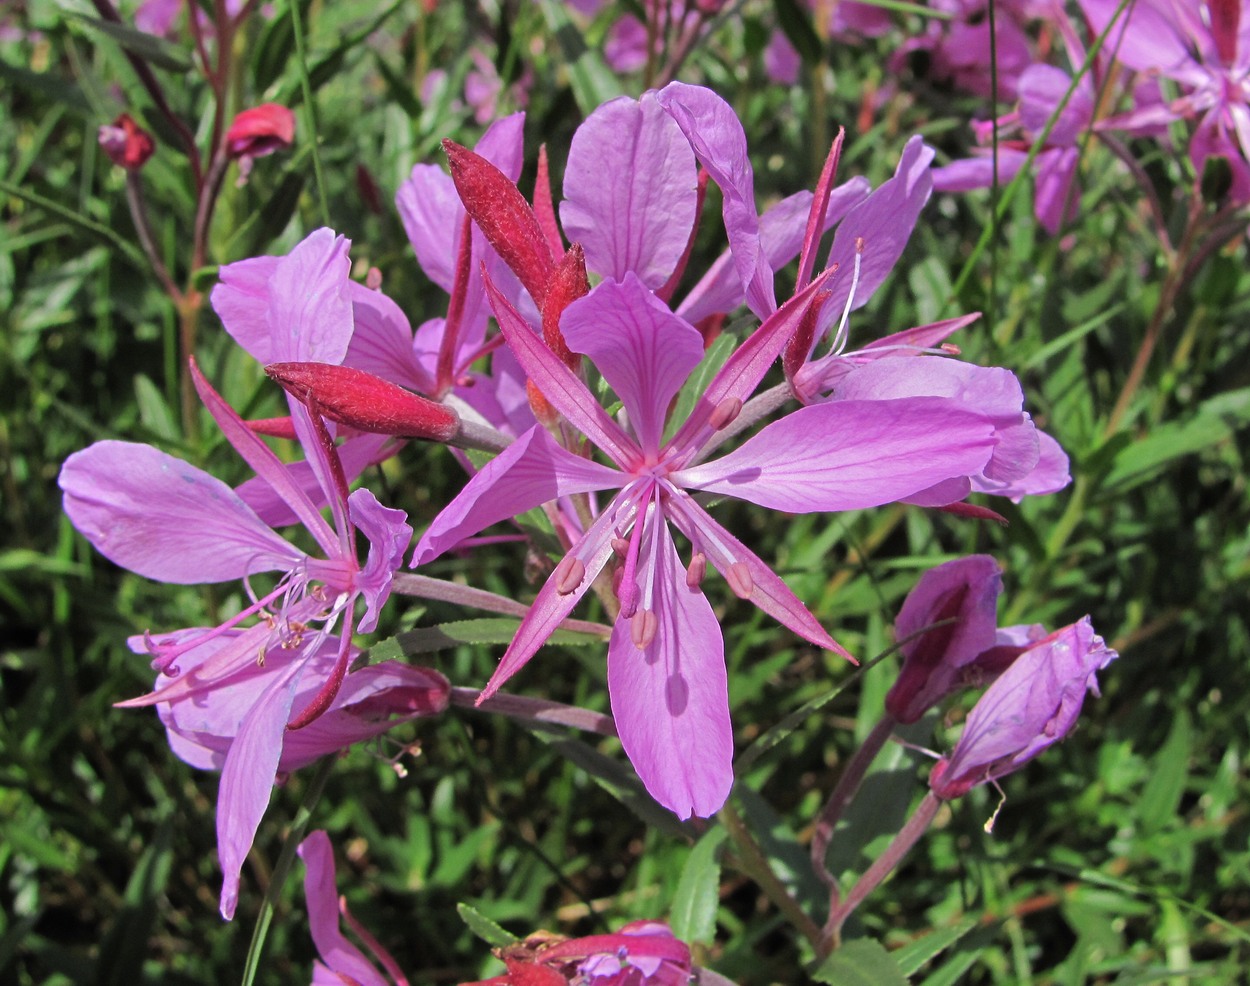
left=707, top=396, right=742, bottom=431
left=726, top=561, right=754, bottom=599
left=554, top=555, right=587, bottom=595
left=631, top=609, right=658, bottom=649
left=685, top=551, right=707, bottom=588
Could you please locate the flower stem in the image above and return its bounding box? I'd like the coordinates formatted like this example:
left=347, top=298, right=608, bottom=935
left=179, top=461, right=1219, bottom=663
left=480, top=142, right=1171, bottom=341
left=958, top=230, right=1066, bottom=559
left=822, top=791, right=942, bottom=953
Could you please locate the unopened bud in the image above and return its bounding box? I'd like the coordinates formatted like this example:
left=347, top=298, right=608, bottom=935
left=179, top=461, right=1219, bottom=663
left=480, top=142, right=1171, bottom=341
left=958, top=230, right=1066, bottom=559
left=265, top=361, right=459, bottom=441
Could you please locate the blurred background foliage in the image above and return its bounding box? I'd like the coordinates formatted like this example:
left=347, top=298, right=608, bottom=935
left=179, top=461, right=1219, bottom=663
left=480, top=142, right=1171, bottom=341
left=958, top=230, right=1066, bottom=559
left=2, top=0, right=1249, bottom=983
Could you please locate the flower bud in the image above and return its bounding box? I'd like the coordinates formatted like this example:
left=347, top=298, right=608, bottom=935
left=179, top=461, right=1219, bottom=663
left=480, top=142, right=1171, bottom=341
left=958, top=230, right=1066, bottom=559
left=99, top=114, right=155, bottom=170
left=266, top=361, right=460, bottom=441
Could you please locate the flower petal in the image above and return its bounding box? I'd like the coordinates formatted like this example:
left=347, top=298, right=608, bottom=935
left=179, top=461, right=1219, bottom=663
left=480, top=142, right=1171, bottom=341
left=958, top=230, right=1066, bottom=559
left=607, top=521, right=733, bottom=819
left=59, top=440, right=299, bottom=583
left=657, top=82, right=775, bottom=318
left=560, top=93, right=697, bottom=288
left=561, top=275, right=705, bottom=456
left=673, top=398, right=997, bottom=511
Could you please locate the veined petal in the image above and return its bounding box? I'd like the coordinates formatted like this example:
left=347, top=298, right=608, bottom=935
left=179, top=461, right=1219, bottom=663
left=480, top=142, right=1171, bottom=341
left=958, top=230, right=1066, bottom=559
left=211, top=254, right=281, bottom=363
left=349, top=488, right=411, bottom=633
left=673, top=398, right=997, bottom=511
left=217, top=655, right=306, bottom=919
left=480, top=493, right=635, bottom=699
left=266, top=228, right=355, bottom=364
left=608, top=521, right=732, bottom=819
left=485, top=272, right=639, bottom=467
left=412, top=425, right=623, bottom=566
left=60, top=440, right=299, bottom=583
left=657, top=82, right=775, bottom=318
left=561, top=275, right=705, bottom=457
left=299, top=832, right=394, bottom=986
left=662, top=487, right=848, bottom=658
left=396, top=164, right=461, bottom=292
left=560, top=94, right=697, bottom=288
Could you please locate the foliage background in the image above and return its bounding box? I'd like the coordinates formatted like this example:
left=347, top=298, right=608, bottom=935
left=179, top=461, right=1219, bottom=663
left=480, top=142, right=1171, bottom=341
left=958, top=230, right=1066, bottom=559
left=2, top=0, right=1249, bottom=983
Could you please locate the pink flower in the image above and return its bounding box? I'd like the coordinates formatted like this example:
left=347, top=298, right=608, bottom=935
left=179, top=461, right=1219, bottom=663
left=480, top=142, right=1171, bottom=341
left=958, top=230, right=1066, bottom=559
left=929, top=617, right=1117, bottom=799
left=1080, top=0, right=1250, bottom=201
left=225, top=102, right=296, bottom=158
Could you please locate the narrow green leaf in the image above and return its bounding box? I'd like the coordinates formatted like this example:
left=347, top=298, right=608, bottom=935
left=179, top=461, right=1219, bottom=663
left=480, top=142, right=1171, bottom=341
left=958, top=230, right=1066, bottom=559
left=1136, top=709, right=1191, bottom=833
left=457, top=902, right=520, bottom=948
left=1104, top=414, right=1232, bottom=489
left=811, top=938, right=909, bottom=986
left=773, top=0, right=822, bottom=64
left=671, top=828, right=726, bottom=944
left=666, top=333, right=737, bottom=444
left=133, top=373, right=178, bottom=442
left=0, top=178, right=149, bottom=272
left=892, top=919, right=978, bottom=976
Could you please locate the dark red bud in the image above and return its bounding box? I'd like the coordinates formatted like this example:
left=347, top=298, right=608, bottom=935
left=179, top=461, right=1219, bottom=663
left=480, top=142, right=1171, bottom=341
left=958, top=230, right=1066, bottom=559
left=246, top=415, right=298, bottom=440
left=225, top=103, right=295, bottom=159
left=934, top=501, right=1009, bottom=525
left=783, top=288, right=833, bottom=395
left=532, top=144, right=564, bottom=261
left=265, top=361, right=459, bottom=441
left=99, top=114, right=155, bottom=170
left=1209, top=0, right=1240, bottom=65
left=443, top=139, right=555, bottom=306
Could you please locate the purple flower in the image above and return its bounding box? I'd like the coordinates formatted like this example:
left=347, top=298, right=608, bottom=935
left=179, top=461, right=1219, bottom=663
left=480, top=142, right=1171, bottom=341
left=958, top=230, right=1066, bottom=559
left=929, top=617, right=1117, bottom=799
left=1080, top=0, right=1250, bottom=201
left=932, top=63, right=1095, bottom=234
left=413, top=267, right=1002, bottom=819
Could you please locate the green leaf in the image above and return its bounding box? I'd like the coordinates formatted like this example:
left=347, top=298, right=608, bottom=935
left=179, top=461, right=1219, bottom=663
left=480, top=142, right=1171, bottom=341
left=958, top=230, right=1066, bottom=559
left=369, top=618, right=606, bottom=662
left=671, top=828, right=726, bottom=944
left=1135, top=708, right=1191, bottom=833
left=457, top=902, right=519, bottom=949
left=537, top=0, right=624, bottom=114
left=666, top=333, right=737, bottom=444
left=67, top=12, right=193, bottom=72
left=892, top=919, right=978, bottom=976
left=0, top=62, right=94, bottom=117
left=96, top=822, right=173, bottom=986
left=133, top=373, right=178, bottom=442
left=773, top=0, right=823, bottom=66
left=811, top=938, right=908, bottom=986
left=1104, top=413, right=1233, bottom=489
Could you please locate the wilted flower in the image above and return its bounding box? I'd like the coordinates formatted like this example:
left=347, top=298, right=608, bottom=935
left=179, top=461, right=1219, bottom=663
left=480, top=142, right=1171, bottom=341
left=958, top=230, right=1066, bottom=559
left=98, top=113, right=155, bottom=170
left=929, top=616, right=1117, bottom=799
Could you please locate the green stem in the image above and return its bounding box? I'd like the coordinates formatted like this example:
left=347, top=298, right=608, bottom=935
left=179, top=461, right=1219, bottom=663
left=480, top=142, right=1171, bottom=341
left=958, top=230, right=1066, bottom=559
left=289, top=0, right=331, bottom=227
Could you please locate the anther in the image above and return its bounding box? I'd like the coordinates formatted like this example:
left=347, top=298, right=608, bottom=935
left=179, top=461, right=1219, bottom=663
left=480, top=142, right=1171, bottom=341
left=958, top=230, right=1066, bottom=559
left=554, top=555, right=586, bottom=595
left=631, top=610, right=658, bottom=649
left=726, top=561, right=754, bottom=599
left=708, top=396, right=742, bottom=431
left=686, top=552, right=707, bottom=588
left=611, top=537, right=630, bottom=556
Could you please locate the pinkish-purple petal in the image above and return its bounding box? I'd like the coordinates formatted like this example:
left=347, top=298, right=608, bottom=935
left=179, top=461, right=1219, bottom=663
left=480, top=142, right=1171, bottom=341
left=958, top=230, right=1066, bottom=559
left=411, top=425, right=623, bottom=566
left=263, top=228, right=355, bottom=364
left=342, top=282, right=436, bottom=394
left=217, top=656, right=306, bottom=919
left=656, top=82, right=775, bottom=318
left=607, top=520, right=732, bottom=819
left=560, top=94, right=697, bottom=289
left=211, top=255, right=281, bottom=362
left=973, top=429, right=1071, bottom=501
left=673, top=398, right=996, bottom=512
left=299, top=831, right=393, bottom=986
left=1018, top=65, right=1094, bottom=146
left=561, top=274, right=705, bottom=456
left=349, top=488, right=412, bottom=632
left=1034, top=147, right=1080, bottom=234
left=60, top=441, right=299, bottom=583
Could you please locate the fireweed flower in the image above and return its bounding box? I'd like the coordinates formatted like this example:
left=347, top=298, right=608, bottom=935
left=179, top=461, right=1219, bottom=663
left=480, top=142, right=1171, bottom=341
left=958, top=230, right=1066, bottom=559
left=929, top=616, right=1117, bottom=799
left=414, top=269, right=1004, bottom=818
left=59, top=356, right=412, bottom=919
left=1081, top=0, right=1250, bottom=201
left=932, top=63, right=1096, bottom=234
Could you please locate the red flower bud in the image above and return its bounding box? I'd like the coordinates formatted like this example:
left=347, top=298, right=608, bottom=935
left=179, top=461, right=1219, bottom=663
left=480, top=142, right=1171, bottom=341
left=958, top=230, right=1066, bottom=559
left=98, top=114, right=155, bottom=170
left=265, top=361, right=460, bottom=441
left=443, top=139, right=555, bottom=306
left=541, top=244, right=589, bottom=371
left=225, top=103, right=296, bottom=159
